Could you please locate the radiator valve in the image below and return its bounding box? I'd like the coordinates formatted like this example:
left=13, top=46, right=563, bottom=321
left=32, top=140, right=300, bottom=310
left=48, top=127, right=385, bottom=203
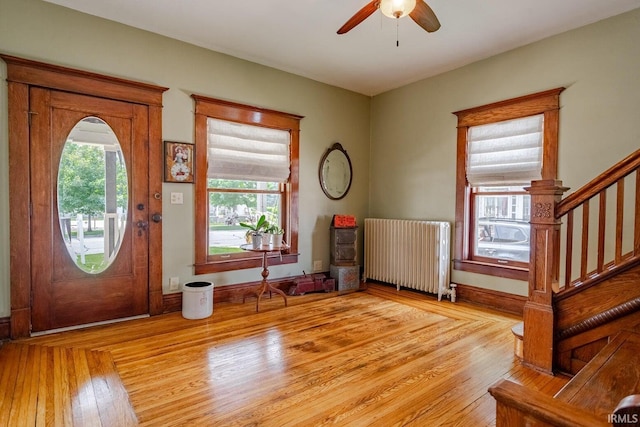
left=449, top=283, right=457, bottom=303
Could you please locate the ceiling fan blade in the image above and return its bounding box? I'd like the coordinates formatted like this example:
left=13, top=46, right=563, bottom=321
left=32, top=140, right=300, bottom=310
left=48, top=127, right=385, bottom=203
left=337, top=1, right=379, bottom=35
left=410, top=1, right=441, bottom=33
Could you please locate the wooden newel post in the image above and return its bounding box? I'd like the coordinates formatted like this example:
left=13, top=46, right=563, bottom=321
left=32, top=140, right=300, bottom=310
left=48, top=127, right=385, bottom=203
left=523, top=179, right=569, bottom=374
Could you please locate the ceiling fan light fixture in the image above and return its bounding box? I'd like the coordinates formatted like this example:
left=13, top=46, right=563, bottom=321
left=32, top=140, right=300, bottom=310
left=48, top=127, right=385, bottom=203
left=380, top=0, right=417, bottom=19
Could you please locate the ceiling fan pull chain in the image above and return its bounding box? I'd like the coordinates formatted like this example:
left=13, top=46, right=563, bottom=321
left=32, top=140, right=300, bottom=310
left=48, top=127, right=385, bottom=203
left=396, top=19, right=400, bottom=47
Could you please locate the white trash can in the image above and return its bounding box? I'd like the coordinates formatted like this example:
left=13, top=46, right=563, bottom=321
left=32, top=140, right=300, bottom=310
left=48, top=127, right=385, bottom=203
left=182, top=281, right=214, bottom=319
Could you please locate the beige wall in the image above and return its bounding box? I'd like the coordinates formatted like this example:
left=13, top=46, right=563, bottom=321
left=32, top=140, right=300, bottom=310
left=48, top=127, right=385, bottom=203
left=0, top=1, right=638, bottom=318
left=370, top=8, right=640, bottom=296
left=0, top=0, right=371, bottom=317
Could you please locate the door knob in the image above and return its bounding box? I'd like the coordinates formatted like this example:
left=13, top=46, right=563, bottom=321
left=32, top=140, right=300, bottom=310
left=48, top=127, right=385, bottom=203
left=152, top=213, right=162, bottom=223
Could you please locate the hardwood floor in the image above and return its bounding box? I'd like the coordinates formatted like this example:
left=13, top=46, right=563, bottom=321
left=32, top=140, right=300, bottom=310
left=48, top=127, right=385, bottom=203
left=0, top=284, right=568, bottom=426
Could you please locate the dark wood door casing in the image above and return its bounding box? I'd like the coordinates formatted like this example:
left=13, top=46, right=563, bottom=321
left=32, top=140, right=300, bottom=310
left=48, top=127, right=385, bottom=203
left=30, top=89, right=150, bottom=331
left=1, top=54, right=168, bottom=338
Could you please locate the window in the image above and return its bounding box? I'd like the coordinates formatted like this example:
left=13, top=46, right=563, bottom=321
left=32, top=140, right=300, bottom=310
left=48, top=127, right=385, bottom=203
left=453, top=88, right=563, bottom=280
left=192, top=95, right=302, bottom=273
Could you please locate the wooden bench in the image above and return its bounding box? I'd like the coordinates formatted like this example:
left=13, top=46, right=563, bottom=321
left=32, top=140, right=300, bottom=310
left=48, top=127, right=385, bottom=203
left=490, top=329, right=640, bottom=426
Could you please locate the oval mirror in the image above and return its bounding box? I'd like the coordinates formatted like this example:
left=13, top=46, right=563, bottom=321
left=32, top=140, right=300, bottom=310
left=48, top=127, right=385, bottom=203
left=57, top=117, right=128, bottom=274
left=319, top=142, right=352, bottom=200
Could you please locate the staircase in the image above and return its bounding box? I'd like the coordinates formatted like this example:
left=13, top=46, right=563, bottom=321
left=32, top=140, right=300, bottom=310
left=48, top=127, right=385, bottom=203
left=523, top=149, right=640, bottom=375
left=490, top=150, right=640, bottom=426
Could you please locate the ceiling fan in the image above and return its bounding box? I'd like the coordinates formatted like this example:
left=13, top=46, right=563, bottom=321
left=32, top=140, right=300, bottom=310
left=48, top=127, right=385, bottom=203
left=337, top=0, right=441, bottom=35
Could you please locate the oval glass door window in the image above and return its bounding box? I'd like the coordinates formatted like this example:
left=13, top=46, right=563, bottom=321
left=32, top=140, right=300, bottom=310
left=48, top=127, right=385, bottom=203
left=57, top=117, right=128, bottom=274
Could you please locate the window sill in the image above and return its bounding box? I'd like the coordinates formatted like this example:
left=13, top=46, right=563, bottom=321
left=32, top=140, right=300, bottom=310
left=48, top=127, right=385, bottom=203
left=454, top=259, right=528, bottom=281
left=195, top=253, right=299, bottom=274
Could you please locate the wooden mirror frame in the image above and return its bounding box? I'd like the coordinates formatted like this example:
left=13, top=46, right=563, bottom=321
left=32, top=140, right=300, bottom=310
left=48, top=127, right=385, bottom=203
left=319, top=142, right=353, bottom=200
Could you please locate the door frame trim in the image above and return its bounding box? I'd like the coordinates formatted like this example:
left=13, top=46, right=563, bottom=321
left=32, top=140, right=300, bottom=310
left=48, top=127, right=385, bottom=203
left=1, top=54, right=168, bottom=338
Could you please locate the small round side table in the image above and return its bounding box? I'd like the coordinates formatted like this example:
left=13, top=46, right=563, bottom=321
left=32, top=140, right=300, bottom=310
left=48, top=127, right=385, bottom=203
left=240, top=243, right=289, bottom=312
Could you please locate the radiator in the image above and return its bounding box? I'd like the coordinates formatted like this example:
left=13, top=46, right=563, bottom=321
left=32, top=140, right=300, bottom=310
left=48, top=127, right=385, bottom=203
left=364, top=218, right=452, bottom=301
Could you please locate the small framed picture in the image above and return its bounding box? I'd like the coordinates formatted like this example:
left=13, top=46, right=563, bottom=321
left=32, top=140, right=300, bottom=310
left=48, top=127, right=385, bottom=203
left=164, top=141, right=194, bottom=183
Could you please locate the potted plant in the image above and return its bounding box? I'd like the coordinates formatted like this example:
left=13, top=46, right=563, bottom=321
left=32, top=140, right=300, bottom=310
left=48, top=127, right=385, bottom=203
left=240, top=214, right=269, bottom=249
left=266, top=224, right=285, bottom=247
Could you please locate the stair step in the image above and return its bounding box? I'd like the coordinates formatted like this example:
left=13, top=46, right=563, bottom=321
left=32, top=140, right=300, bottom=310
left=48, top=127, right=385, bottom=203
left=512, top=322, right=524, bottom=359
left=0, top=342, right=137, bottom=426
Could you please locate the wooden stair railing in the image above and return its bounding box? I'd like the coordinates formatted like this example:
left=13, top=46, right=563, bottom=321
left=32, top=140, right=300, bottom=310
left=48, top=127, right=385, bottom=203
left=555, top=148, right=640, bottom=295
left=523, top=149, right=640, bottom=373
left=522, top=179, right=569, bottom=373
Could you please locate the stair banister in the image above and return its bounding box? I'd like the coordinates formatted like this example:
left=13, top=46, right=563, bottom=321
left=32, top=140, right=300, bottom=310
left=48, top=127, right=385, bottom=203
left=556, top=149, right=640, bottom=217
left=523, top=179, right=569, bottom=373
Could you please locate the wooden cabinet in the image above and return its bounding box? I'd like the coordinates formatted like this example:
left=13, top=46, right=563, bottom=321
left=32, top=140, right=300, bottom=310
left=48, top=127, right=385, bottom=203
left=330, top=225, right=359, bottom=291
left=330, top=226, right=357, bottom=266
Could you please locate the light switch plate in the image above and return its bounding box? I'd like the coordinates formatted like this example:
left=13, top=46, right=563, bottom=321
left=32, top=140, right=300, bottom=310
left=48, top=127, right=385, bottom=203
left=313, top=260, right=322, bottom=272
left=170, top=192, right=183, bottom=205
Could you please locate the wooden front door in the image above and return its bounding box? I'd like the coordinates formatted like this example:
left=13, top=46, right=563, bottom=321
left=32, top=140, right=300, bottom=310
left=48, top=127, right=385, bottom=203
left=30, top=88, right=150, bottom=332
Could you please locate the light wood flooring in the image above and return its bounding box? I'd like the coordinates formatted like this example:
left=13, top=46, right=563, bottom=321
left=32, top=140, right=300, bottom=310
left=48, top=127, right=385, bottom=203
left=0, top=283, right=569, bottom=426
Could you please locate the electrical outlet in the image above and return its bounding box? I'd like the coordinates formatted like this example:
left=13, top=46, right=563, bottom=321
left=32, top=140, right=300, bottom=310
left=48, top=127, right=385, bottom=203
left=169, top=277, right=180, bottom=291
left=313, top=260, right=322, bottom=272
left=170, top=192, right=183, bottom=204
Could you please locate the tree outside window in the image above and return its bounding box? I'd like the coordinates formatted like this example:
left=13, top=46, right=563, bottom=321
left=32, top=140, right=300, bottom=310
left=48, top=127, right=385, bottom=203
left=192, top=95, right=302, bottom=274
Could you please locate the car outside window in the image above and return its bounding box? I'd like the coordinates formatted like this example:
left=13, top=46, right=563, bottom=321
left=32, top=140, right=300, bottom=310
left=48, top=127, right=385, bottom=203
left=453, top=88, right=563, bottom=280
left=476, top=219, right=530, bottom=263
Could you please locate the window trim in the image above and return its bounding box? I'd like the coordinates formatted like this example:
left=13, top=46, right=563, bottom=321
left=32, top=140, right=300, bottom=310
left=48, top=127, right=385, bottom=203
left=192, top=95, right=303, bottom=274
left=453, top=88, right=564, bottom=280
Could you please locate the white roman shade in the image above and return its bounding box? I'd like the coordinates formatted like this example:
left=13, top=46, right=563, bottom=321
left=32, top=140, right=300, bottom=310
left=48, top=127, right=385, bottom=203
left=207, top=118, right=291, bottom=182
left=466, top=114, right=544, bottom=187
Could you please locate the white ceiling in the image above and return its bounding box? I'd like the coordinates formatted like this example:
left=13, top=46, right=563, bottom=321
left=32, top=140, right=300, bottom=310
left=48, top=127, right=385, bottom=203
left=43, top=0, right=640, bottom=96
